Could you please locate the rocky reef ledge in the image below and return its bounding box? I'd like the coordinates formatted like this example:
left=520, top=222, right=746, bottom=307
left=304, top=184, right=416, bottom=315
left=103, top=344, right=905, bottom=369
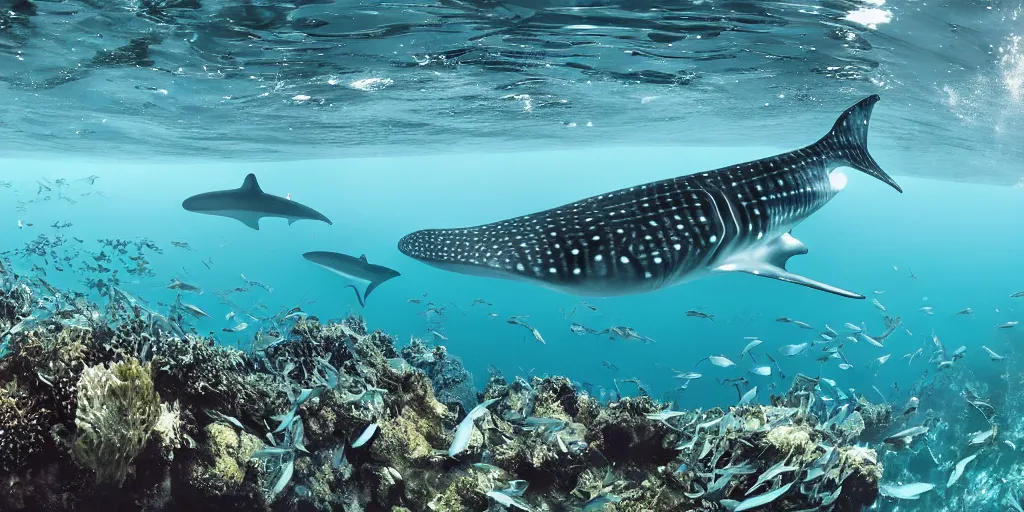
left=0, top=283, right=884, bottom=511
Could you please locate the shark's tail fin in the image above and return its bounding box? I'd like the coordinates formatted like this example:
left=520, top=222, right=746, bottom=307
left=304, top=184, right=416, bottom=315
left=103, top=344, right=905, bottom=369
left=814, top=94, right=902, bottom=193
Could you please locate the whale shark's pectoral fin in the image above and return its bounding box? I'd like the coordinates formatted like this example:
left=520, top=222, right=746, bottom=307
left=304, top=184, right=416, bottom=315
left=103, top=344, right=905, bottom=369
left=712, top=232, right=864, bottom=299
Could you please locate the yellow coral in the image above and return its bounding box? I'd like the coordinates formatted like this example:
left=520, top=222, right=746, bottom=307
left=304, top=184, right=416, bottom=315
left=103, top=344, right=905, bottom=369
left=153, top=401, right=183, bottom=451
left=71, top=358, right=161, bottom=485
left=765, top=425, right=818, bottom=462
left=201, top=423, right=263, bottom=488
left=370, top=415, right=436, bottom=467
left=840, top=445, right=883, bottom=483
left=429, top=477, right=485, bottom=512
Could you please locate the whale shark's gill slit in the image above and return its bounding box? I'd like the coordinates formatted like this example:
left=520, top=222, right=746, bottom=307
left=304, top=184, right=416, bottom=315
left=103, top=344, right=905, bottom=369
left=700, top=187, right=732, bottom=266
left=622, top=244, right=649, bottom=283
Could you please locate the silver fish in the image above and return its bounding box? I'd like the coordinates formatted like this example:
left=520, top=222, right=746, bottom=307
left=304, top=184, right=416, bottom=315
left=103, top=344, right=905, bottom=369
left=740, top=338, right=763, bottom=359
left=983, top=345, right=1005, bottom=361
left=448, top=398, right=500, bottom=457
left=778, top=343, right=808, bottom=356
left=879, top=482, right=935, bottom=500
left=738, top=386, right=757, bottom=406
left=647, top=410, right=687, bottom=422
left=352, top=422, right=378, bottom=448
left=181, top=303, right=210, bottom=319
left=736, top=481, right=794, bottom=511
left=947, top=453, right=978, bottom=488
left=709, top=356, right=736, bottom=368
left=968, top=427, right=996, bottom=446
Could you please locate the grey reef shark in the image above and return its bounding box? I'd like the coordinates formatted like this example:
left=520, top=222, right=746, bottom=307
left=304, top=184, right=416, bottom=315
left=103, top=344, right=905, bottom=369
left=398, top=95, right=901, bottom=300
left=182, top=173, right=332, bottom=230
left=303, top=251, right=401, bottom=307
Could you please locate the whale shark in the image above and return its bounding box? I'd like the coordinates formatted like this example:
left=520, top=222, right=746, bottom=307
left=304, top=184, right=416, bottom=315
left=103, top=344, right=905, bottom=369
left=182, top=174, right=332, bottom=230
left=398, top=95, right=900, bottom=299
left=302, top=251, right=401, bottom=306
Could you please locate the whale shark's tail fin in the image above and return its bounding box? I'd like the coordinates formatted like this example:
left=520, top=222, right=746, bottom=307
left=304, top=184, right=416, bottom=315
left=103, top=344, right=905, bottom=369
left=814, top=94, right=902, bottom=193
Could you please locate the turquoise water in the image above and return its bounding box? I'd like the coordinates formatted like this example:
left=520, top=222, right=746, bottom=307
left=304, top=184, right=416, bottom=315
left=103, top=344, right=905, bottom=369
left=4, top=0, right=1024, bottom=508
left=6, top=148, right=1021, bottom=414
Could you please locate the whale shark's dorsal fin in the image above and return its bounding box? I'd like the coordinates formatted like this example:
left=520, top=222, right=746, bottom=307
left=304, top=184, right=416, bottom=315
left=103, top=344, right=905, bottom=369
left=359, top=254, right=368, bottom=263
left=240, top=173, right=263, bottom=194
left=712, top=232, right=864, bottom=299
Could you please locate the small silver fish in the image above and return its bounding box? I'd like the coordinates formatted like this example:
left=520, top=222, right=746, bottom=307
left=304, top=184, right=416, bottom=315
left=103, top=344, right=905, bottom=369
left=856, top=332, right=884, bottom=348
left=740, top=338, right=762, bottom=359
left=738, top=386, right=757, bottom=406
left=709, top=356, right=735, bottom=368
left=222, top=322, right=248, bottom=332
left=902, top=397, right=919, bottom=416
left=982, top=345, right=1005, bottom=361
left=529, top=327, right=546, bottom=344
left=675, top=372, right=703, bottom=380
left=181, top=303, right=210, bottom=319
left=778, top=343, right=808, bottom=356
left=872, top=298, right=886, bottom=312
left=749, top=366, right=771, bottom=376
left=352, top=422, right=378, bottom=448
left=879, top=482, right=934, bottom=500
left=947, top=453, right=978, bottom=488
left=968, top=426, right=996, bottom=445
left=449, top=398, right=500, bottom=457
left=647, top=410, right=687, bottom=422
left=998, top=321, right=1019, bottom=329
left=686, top=310, right=714, bottom=321
left=168, top=278, right=203, bottom=294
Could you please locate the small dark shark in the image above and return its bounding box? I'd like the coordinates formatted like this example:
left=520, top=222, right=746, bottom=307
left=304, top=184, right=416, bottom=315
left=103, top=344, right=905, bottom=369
left=398, top=95, right=901, bottom=299
left=182, top=174, right=331, bottom=230
left=303, top=251, right=401, bottom=306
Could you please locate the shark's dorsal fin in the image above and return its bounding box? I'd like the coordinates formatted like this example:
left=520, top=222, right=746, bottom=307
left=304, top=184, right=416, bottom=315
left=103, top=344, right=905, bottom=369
left=240, top=174, right=263, bottom=194
left=712, top=232, right=864, bottom=299
left=359, top=254, right=368, bottom=263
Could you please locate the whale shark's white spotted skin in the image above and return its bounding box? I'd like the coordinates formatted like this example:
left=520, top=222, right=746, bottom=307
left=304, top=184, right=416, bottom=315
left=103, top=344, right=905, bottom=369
left=398, top=95, right=901, bottom=299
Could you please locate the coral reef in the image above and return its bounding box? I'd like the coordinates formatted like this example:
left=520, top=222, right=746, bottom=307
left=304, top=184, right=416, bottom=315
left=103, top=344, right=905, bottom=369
left=0, top=280, right=889, bottom=511
left=72, top=358, right=162, bottom=485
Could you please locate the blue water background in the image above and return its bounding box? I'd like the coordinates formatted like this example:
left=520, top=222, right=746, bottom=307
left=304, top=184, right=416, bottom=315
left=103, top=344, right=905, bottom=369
left=2, top=148, right=1021, bottom=410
